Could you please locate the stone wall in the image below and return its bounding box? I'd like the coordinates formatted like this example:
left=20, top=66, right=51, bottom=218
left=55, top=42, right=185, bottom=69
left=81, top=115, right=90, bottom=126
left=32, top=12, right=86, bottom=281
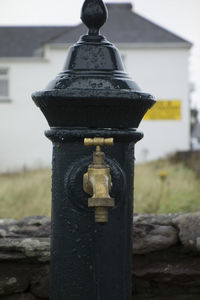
left=0, top=213, right=200, bottom=299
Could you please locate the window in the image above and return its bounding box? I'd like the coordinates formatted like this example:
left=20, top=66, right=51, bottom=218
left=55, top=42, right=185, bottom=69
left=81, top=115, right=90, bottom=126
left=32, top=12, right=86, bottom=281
left=0, top=68, right=9, bottom=101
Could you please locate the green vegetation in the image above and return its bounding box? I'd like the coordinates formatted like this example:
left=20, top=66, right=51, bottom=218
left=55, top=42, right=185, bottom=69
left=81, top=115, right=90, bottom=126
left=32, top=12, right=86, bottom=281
left=0, top=159, right=199, bottom=219
left=0, top=169, right=51, bottom=219
left=134, top=160, right=200, bottom=214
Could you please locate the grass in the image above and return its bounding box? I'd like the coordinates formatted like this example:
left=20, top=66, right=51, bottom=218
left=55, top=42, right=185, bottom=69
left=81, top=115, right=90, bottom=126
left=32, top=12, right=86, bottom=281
left=134, top=160, right=200, bottom=214
left=0, top=159, right=200, bottom=219
left=0, top=169, right=51, bottom=219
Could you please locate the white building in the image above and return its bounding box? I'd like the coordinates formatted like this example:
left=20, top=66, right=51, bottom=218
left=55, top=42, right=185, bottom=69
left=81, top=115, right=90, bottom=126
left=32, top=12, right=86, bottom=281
left=0, top=3, right=191, bottom=172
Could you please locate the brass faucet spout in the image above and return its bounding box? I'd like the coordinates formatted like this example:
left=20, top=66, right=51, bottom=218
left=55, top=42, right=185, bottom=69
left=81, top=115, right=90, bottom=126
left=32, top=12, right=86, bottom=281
left=83, top=138, right=115, bottom=223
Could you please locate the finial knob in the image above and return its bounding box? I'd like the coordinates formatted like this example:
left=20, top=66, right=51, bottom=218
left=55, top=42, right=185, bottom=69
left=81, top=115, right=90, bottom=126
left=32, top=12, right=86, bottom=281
left=81, top=0, right=108, bottom=36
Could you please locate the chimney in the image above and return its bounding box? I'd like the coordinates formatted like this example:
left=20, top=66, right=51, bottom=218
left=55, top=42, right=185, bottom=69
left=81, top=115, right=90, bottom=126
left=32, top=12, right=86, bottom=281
left=105, top=2, right=133, bottom=11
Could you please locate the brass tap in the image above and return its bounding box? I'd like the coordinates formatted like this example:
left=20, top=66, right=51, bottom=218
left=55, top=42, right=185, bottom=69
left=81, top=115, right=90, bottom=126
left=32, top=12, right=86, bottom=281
left=83, top=138, right=115, bottom=223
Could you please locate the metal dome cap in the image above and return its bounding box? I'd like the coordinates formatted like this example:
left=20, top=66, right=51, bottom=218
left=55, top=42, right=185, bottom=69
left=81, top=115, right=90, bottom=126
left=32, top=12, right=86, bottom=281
left=32, top=0, right=156, bottom=128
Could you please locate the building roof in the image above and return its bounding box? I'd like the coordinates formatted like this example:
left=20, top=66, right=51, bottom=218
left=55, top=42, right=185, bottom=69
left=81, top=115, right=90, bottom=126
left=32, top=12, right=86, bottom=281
left=50, top=3, right=191, bottom=46
left=0, top=3, right=191, bottom=58
left=0, top=26, right=72, bottom=57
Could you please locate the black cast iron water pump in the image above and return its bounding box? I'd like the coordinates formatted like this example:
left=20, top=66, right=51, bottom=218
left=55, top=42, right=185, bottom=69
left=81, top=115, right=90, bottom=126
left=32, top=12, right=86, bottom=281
left=32, top=0, right=155, bottom=299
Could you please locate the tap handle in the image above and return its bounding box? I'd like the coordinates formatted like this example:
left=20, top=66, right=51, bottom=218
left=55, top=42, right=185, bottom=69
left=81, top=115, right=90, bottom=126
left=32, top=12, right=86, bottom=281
left=84, top=137, right=114, bottom=147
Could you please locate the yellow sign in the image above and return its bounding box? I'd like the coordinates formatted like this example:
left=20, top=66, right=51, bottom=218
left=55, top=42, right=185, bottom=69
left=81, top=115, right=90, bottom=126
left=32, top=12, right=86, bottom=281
left=144, top=100, right=181, bottom=120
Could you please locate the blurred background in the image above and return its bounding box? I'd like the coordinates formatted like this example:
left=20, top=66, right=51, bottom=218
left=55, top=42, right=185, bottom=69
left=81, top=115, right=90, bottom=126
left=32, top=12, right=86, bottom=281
left=0, top=0, right=200, bottom=218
